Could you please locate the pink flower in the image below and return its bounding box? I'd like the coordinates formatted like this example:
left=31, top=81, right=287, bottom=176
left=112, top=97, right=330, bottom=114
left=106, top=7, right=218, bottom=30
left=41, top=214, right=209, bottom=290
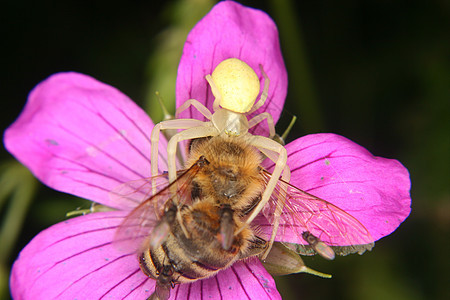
left=5, top=1, right=411, bottom=299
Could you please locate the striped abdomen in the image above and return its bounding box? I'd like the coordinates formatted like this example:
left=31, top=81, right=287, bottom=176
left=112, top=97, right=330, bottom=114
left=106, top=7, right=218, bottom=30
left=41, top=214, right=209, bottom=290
left=139, top=199, right=252, bottom=283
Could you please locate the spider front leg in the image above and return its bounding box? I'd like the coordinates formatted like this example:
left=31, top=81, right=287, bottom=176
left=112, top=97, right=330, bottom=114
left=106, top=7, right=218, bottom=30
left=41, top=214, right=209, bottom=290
left=150, top=119, right=206, bottom=194
left=239, top=135, right=288, bottom=259
left=166, top=125, right=218, bottom=184
left=165, top=125, right=218, bottom=240
left=259, top=148, right=291, bottom=182
left=258, top=147, right=291, bottom=257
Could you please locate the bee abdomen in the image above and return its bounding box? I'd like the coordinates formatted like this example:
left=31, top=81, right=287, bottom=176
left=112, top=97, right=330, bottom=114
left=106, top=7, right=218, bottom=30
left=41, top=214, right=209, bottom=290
left=139, top=234, right=227, bottom=284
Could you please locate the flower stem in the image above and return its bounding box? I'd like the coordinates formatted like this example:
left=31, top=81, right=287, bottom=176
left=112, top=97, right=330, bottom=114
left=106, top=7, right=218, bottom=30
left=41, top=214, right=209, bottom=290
left=0, top=162, right=37, bottom=263
left=268, top=0, right=325, bottom=132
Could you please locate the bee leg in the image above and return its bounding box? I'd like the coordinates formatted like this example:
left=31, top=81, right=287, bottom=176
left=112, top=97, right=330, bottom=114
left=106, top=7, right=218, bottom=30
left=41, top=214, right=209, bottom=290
left=219, top=204, right=234, bottom=250
left=148, top=265, right=175, bottom=300
left=176, top=206, right=190, bottom=239
left=239, top=236, right=268, bottom=259
left=150, top=205, right=177, bottom=249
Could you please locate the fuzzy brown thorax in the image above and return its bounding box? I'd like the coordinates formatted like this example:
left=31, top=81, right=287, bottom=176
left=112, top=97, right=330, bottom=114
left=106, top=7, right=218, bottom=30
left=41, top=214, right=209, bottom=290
left=186, top=136, right=264, bottom=211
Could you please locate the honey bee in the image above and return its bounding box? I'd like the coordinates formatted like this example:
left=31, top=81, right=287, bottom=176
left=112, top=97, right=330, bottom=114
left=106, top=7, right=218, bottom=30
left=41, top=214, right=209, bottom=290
left=114, top=135, right=373, bottom=299
left=112, top=58, right=374, bottom=299
left=114, top=135, right=270, bottom=300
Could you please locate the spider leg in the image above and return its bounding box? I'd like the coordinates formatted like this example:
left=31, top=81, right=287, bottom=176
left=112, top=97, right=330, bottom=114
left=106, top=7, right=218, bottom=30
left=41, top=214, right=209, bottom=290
left=151, top=119, right=205, bottom=177
left=166, top=125, right=218, bottom=239
left=150, top=119, right=206, bottom=195
left=237, top=135, right=288, bottom=259
left=248, top=112, right=276, bottom=138
left=205, top=74, right=222, bottom=112
left=166, top=125, right=218, bottom=183
left=175, top=99, right=213, bottom=120
left=258, top=148, right=291, bottom=259
left=247, top=64, right=270, bottom=114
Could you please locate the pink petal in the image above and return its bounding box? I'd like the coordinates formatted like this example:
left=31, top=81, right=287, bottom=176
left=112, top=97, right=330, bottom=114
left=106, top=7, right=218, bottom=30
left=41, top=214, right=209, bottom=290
left=262, top=133, right=411, bottom=242
left=10, top=211, right=155, bottom=299
left=256, top=175, right=375, bottom=247
left=4, top=73, right=167, bottom=210
left=10, top=210, right=280, bottom=299
left=176, top=1, right=287, bottom=135
left=172, top=258, right=281, bottom=300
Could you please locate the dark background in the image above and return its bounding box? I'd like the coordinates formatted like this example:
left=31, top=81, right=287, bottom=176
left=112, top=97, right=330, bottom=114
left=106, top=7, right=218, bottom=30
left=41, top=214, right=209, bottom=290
left=1, top=0, right=449, bottom=299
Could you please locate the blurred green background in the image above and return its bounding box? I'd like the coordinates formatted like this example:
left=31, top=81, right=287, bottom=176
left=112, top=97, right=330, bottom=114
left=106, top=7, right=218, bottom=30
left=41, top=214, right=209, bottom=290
left=1, top=0, right=449, bottom=299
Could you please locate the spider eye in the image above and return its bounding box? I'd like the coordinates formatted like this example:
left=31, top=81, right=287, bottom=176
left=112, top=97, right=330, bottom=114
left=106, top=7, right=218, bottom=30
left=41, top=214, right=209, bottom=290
left=211, top=58, right=260, bottom=113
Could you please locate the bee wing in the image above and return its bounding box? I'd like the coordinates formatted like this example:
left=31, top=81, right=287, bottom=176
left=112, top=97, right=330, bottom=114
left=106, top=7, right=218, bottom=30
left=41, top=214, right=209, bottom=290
left=259, top=171, right=374, bottom=254
left=109, top=171, right=188, bottom=210
left=113, top=165, right=201, bottom=254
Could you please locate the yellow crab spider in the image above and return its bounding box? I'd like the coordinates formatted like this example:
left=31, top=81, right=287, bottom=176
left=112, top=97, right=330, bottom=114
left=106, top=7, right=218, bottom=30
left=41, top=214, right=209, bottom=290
left=150, top=58, right=291, bottom=258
